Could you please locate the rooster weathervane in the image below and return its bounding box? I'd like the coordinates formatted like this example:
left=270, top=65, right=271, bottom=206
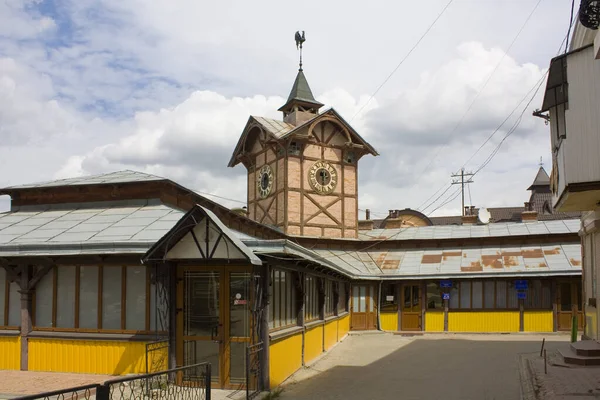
left=295, top=31, right=306, bottom=71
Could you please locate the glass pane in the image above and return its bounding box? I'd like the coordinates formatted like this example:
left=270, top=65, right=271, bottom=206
left=411, top=285, right=420, bottom=312
left=184, top=340, right=219, bottom=381
left=449, top=284, right=459, bottom=309
left=496, top=281, right=507, bottom=308
left=273, top=271, right=280, bottom=328
left=484, top=281, right=495, bottom=309
left=403, top=286, right=411, bottom=311
left=102, top=266, right=122, bottom=330
left=338, top=283, right=346, bottom=313
left=426, top=283, right=442, bottom=310
left=230, top=341, right=248, bottom=384
left=560, top=283, right=572, bottom=311
left=80, top=266, right=98, bottom=329
left=230, top=272, right=250, bottom=338
left=56, top=266, right=76, bottom=328
left=460, top=282, right=471, bottom=309
left=508, top=281, right=518, bottom=309
left=542, top=282, right=552, bottom=309
left=360, top=286, right=366, bottom=313
left=352, top=286, right=359, bottom=312
left=126, top=266, right=146, bottom=331
left=576, top=281, right=582, bottom=310
left=8, top=282, right=20, bottom=327
left=290, top=274, right=297, bottom=323
left=184, top=271, right=219, bottom=337
left=268, top=271, right=274, bottom=329
left=35, top=269, right=53, bottom=327
left=0, top=269, right=5, bottom=324
left=472, top=281, right=483, bottom=309
left=150, top=280, right=168, bottom=332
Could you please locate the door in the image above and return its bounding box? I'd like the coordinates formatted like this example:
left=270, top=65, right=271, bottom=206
left=177, top=268, right=252, bottom=389
left=350, top=285, right=376, bottom=330
left=401, top=284, right=422, bottom=331
left=558, top=280, right=583, bottom=331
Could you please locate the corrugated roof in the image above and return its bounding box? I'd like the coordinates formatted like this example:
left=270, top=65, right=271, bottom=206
left=252, top=116, right=295, bottom=138
left=309, top=243, right=581, bottom=279
left=358, top=219, right=580, bottom=240
left=0, top=200, right=184, bottom=256
left=3, top=170, right=165, bottom=190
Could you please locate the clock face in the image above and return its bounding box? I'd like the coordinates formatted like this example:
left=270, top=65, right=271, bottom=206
left=308, top=161, right=338, bottom=195
left=256, top=165, right=274, bottom=199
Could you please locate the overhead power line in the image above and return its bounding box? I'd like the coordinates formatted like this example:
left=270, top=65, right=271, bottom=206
left=350, top=0, right=455, bottom=122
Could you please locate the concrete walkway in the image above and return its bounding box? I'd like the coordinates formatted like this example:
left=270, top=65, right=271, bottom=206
left=279, top=333, right=569, bottom=400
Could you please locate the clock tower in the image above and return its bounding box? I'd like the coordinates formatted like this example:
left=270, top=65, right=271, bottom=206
left=228, top=45, right=378, bottom=238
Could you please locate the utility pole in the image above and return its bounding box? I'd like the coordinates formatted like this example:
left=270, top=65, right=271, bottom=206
left=451, top=168, right=474, bottom=216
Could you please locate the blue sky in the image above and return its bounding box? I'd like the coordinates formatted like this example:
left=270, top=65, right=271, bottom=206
left=0, top=0, right=576, bottom=217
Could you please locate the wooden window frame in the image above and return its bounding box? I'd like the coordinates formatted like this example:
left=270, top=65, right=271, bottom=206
left=337, top=282, right=348, bottom=314
left=524, top=279, right=553, bottom=311
left=0, top=269, right=19, bottom=330
left=32, top=264, right=155, bottom=334
left=304, top=275, right=320, bottom=323
left=269, top=268, right=299, bottom=332
left=324, top=280, right=335, bottom=317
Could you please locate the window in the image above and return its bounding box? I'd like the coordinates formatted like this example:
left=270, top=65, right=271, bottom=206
left=338, top=282, right=347, bottom=313
left=305, top=275, right=320, bottom=322
left=0, top=268, right=21, bottom=328
left=268, top=269, right=297, bottom=330
left=34, top=265, right=151, bottom=332
left=344, top=151, right=356, bottom=164
left=381, top=283, right=398, bottom=311
left=524, top=280, right=552, bottom=309
left=449, top=280, right=520, bottom=310
left=324, top=280, right=335, bottom=317
left=426, top=282, right=443, bottom=310
left=288, top=142, right=302, bottom=156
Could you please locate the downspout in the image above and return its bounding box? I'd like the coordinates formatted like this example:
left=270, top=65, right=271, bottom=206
left=377, top=280, right=383, bottom=331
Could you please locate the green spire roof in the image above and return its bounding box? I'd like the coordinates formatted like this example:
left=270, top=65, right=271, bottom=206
left=278, top=70, right=323, bottom=112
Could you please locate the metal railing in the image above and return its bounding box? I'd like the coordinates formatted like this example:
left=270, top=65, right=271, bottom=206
left=246, top=342, right=263, bottom=400
left=145, top=338, right=169, bottom=374
left=13, top=362, right=211, bottom=400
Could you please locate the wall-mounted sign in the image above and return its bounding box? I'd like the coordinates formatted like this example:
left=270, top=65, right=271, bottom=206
left=234, top=299, right=247, bottom=305
left=515, top=280, right=528, bottom=290
left=235, top=293, right=242, bottom=299
left=517, top=291, right=527, bottom=300
left=440, top=280, right=452, bottom=288
left=386, top=295, right=394, bottom=302
left=442, top=293, right=450, bottom=300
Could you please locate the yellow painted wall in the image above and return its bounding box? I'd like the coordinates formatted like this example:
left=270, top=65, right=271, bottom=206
left=380, top=312, right=398, bottom=331
left=425, top=311, right=444, bottom=332
left=0, top=336, right=20, bottom=370
left=28, top=339, right=150, bottom=375
left=524, top=311, right=554, bottom=332
left=448, top=311, right=520, bottom=332
left=304, top=325, right=324, bottom=365
left=337, top=314, right=350, bottom=340
left=269, top=332, right=303, bottom=387
left=324, top=320, right=337, bottom=351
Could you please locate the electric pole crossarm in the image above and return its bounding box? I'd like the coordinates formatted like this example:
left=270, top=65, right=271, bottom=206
left=450, top=168, right=474, bottom=216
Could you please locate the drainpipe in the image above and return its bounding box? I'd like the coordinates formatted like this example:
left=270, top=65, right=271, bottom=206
left=377, top=280, right=383, bottom=331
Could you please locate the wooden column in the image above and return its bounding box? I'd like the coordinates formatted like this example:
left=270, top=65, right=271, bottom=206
left=519, top=298, right=525, bottom=332
left=443, top=298, right=449, bottom=332
left=19, top=266, right=32, bottom=371
left=552, top=280, right=558, bottom=332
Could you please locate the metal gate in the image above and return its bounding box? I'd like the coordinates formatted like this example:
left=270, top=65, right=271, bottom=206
left=246, top=342, right=263, bottom=399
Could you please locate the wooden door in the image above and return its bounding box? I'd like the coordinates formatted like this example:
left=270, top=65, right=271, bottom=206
left=558, top=280, right=583, bottom=331
left=350, top=285, right=377, bottom=330
left=401, top=284, right=422, bottom=331
left=177, top=267, right=252, bottom=389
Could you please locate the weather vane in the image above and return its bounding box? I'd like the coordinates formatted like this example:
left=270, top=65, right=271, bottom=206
left=295, top=31, right=306, bottom=71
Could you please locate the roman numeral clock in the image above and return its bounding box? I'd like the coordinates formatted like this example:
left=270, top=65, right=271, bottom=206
left=308, top=161, right=338, bottom=195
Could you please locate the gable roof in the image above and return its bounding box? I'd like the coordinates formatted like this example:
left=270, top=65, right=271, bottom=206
left=1, top=170, right=165, bottom=191
left=229, top=108, right=378, bottom=167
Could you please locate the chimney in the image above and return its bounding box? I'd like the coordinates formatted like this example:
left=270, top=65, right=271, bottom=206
left=366, top=209, right=371, bottom=220
left=461, top=205, right=478, bottom=225
left=521, top=202, right=538, bottom=222
left=385, top=218, right=404, bottom=229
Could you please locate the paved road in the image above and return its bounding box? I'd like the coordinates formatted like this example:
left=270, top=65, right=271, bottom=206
left=280, top=333, right=568, bottom=400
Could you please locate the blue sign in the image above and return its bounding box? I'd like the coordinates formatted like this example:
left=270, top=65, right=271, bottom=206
left=440, top=280, right=452, bottom=288
left=515, top=280, right=528, bottom=290
left=442, top=293, right=450, bottom=300
left=517, top=291, right=527, bottom=300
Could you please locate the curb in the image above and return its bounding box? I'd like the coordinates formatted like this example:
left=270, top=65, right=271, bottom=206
left=518, top=353, right=538, bottom=400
